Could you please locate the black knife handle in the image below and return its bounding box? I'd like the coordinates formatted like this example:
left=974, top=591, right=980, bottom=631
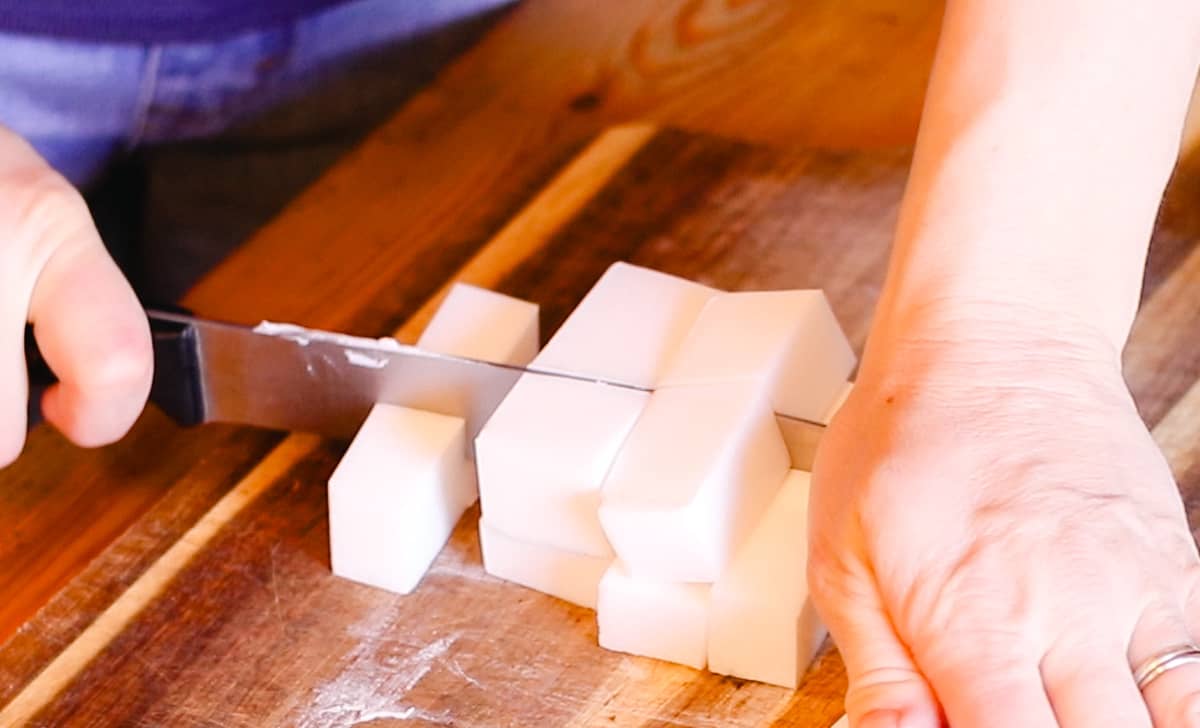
left=24, top=325, right=54, bottom=429
left=24, top=309, right=205, bottom=430
left=147, top=311, right=205, bottom=427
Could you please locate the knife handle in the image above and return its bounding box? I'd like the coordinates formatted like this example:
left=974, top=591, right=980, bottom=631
left=24, top=325, right=53, bottom=430
left=24, top=309, right=205, bottom=431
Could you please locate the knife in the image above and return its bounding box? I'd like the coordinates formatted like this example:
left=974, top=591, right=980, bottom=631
left=25, top=310, right=826, bottom=441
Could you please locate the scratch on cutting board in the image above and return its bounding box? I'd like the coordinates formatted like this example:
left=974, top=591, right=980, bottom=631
left=445, top=657, right=484, bottom=689
left=269, top=543, right=282, bottom=615
left=427, top=558, right=490, bottom=583
left=297, top=603, right=460, bottom=728
left=350, top=707, right=455, bottom=726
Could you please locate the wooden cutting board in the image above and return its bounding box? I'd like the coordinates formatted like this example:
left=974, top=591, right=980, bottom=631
left=1, top=125, right=1199, bottom=727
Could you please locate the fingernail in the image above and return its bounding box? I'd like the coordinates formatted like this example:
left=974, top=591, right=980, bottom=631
left=858, top=710, right=900, bottom=728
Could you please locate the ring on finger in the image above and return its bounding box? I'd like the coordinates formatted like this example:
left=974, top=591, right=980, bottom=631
left=1132, top=645, right=1200, bottom=691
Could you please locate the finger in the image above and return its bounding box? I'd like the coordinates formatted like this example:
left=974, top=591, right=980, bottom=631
left=30, top=237, right=152, bottom=447
left=0, top=298, right=28, bottom=465
left=1131, top=604, right=1200, bottom=728
left=920, top=636, right=1057, bottom=728
left=0, top=128, right=59, bottom=464
left=1041, top=638, right=1151, bottom=728
left=809, top=558, right=942, bottom=728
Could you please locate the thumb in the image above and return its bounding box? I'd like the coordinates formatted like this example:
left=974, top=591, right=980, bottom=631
left=809, top=550, right=943, bottom=728
left=0, top=123, right=152, bottom=454
left=31, top=232, right=153, bottom=448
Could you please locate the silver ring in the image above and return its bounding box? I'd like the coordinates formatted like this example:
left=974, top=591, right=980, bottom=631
left=1133, top=645, right=1200, bottom=690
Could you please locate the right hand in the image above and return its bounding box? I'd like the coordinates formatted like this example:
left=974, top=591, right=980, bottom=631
left=1, top=125, right=152, bottom=466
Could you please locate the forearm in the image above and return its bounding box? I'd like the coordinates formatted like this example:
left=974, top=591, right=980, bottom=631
left=866, top=1, right=1200, bottom=379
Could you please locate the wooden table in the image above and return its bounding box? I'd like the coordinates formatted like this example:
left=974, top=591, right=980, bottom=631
left=2, top=2, right=1200, bottom=725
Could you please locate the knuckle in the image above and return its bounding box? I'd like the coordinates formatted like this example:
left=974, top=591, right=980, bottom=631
left=805, top=542, right=848, bottom=608
left=1, top=166, right=92, bottom=267
left=843, top=664, right=934, bottom=719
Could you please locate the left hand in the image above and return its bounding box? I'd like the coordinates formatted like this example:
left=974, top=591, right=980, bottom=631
left=807, top=318, right=1200, bottom=728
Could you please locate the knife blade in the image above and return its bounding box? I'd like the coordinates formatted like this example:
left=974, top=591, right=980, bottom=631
left=25, top=311, right=826, bottom=443
left=153, top=310, right=657, bottom=440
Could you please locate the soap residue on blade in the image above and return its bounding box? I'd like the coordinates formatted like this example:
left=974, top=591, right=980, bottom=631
left=344, top=349, right=390, bottom=369
left=254, top=321, right=404, bottom=351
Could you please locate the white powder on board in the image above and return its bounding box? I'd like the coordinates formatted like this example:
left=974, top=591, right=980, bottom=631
left=297, top=603, right=459, bottom=727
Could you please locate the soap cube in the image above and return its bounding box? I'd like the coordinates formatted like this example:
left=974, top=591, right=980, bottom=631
left=709, top=470, right=827, bottom=687
left=328, top=405, right=473, bottom=595
left=822, top=381, right=853, bottom=424
left=599, top=383, right=790, bottom=582
left=777, top=383, right=852, bottom=470
left=475, top=373, right=648, bottom=557
left=418, top=282, right=539, bottom=365
left=531, top=262, right=718, bottom=388
left=775, top=416, right=824, bottom=471
left=660, top=290, right=855, bottom=422
left=479, top=520, right=611, bottom=609
left=596, top=561, right=709, bottom=669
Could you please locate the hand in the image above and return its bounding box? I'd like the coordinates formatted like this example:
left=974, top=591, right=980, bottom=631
left=0, top=125, right=152, bottom=465
left=808, top=315, right=1200, bottom=727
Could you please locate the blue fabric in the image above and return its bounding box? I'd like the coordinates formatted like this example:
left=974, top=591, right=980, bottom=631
left=0, top=0, right=513, bottom=185
left=0, top=0, right=346, bottom=43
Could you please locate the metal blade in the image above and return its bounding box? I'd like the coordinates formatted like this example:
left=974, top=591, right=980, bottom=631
left=176, top=315, right=535, bottom=440
left=152, top=312, right=827, bottom=445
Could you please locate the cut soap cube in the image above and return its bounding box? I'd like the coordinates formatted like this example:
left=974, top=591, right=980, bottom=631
left=775, top=417, right=824, bottom=471
left=661, top=290, right=855, bottom=422
left=531, top=262, right=718, bottom=388
left=328, top=405, right=472, bottom=594
left=709, top=470, right=827, bottom=687
left=596, top=561, right=709, bottom=669
left=418, top=281, right=539, bottom=492
left=418, top=282, right=539, bottom=366
left=479, top=520, right=611, bottom=609
left=822, top=381, right=853, bottom=424
left=475, top=372, right=648, bottom=557
left=599, top=383, right=790, bottom=582
left=777, top=383, right=852, bottom=470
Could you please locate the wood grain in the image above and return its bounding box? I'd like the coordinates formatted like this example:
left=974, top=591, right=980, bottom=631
left=0, top=1, right=947, bottom=649
left=2, top=122, right=1200, bottom=726
left=2, top=2, right=1200, bottom=726
left=0, top=128, right=907, bottom=727
left=0, top=435, right=321, bottom=727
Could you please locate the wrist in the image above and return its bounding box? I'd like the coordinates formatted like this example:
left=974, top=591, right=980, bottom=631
left=859, top=294, right=1126, bottom=398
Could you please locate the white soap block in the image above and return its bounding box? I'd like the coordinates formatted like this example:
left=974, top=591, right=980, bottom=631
left=328, top=405, right=473, bottom=595
left=821, top=381, right=853, bottom=425
left=475, top=373, right=648, bottom=557
left=479, top=520, right=611, bottom=609
left=599, top=383, right=790, bottom=582
left=596, top=561, right=709, bottom=669
left=661, top=290, right=856, bottom=422
left=832, top=717, right=849, bottom=728
left=775, top=416, right=824, bottom=471
left=776, top=383, right=852, bottom=469
left=531, top=262, right=718, bottom=388
left=709, top=470, right=826, bottom=687
left=418, top=282, right=539, bottom=365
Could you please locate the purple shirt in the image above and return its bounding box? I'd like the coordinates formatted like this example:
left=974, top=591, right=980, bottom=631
left=0, top=1, right=349, bottom=42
